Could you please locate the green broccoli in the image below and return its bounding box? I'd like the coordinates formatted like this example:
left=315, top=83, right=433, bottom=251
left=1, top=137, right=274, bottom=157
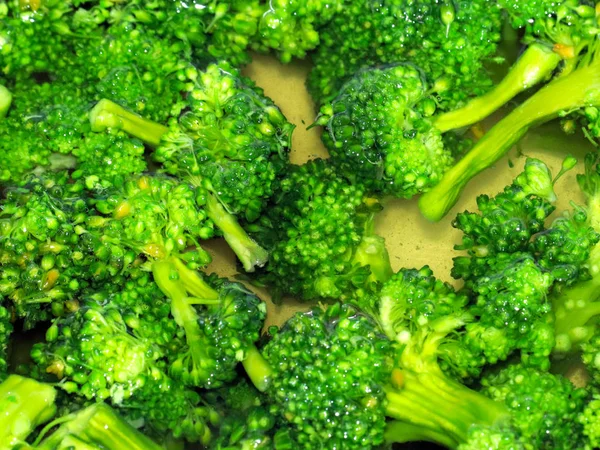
left=480, top=363, right=588, bottom=449
left=315, top=64, right=455, bottom=198
left=240, top=293, right=582, bottom=449
left=579, top=392, right=600, bottom=448
left=90, top=61, right=294, bottom=271
left=0, top=304, right=12, bottom=381
left=251, top=0, right=342, bottom=63
left=307, top=0, right=504, bottom=109
left=30, top=277, right=220, bottom=443
left=248, top=158, right=393, bottom=301
left=0, top=172, right=93, bottom=326
left=549, top=154, right=600, bottom=355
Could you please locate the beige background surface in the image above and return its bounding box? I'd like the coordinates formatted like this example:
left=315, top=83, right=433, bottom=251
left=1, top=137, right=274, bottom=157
left=204, top=53, right=596, bottom=328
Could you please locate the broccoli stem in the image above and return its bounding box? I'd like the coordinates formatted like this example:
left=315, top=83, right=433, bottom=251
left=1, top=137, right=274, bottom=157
left=352, top=213, right=393, bottom=284
left=0, top=375, right=57, bottom=446
left=0, top=85, right=12, bottom=119
left=419, top=58, right=600, bottom=221
left=434, top=44, right=562, bottom=133
left=89, top=99, right=168, bottom=147
left=206, top=193, right=269, bottom=272
left=384, top=420, right=459, bottom=448
left=241, top=345, right=274, bottom=392
left=36, top=404, right=162, bottom=450
left=385, top=371, right=509, bottom=446
left=152, top=260, right=219, bottom=385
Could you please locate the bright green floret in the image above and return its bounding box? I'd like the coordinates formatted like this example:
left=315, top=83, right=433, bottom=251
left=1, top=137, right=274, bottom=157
left=308, top=0, right=503, bottom=109
left=30, top=277, right=219, bottom=443
left=90, top=61, right=294, bottom=271
left=480, top=363, right=588, bottom=449
left=251, top=0, right=342, bottom=63
left=0, top=304, right=12, bottom=381
left=243, top=303, right=395, bottom=449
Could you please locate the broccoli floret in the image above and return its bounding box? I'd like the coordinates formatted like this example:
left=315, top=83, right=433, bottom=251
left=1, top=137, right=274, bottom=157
left=579, top=392, right=600, bottom=448
left=452, top=158, right=559, bottom=283
left=551, top=155, right=600, bottom=354
left=90, top=61, right=294, bottom=271
left=0, top=172, right=92, bottom=326
left=251, top=0, right=342, bottom=63
left=243, top=303, right=395, bottom=449
left=315, top=64, right=454, bottom=198
left=205, top=378, right=291, bottom=450
left=249, top=159, right=393, bottom=301
left=480, top=364, right=588, bottom=449
left=0, top=304, right=12, bottom=381
left=30, top=280, right=218, bottom=443
left=87, top=175, right=267, bottom=388
left=307, top=0, right=503, bottom=108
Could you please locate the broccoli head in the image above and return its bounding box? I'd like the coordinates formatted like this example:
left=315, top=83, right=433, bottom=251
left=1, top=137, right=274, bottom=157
left=316, top=64, right=453, bottom=198
left=249, top=159, right=393, bottom=301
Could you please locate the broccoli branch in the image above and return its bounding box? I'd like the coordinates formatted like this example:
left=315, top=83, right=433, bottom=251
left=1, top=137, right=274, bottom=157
left=206, top=193, right=269, bottom=272
left=351, top=212, right=393, bottom=284
left=152, top=258, right=221, bottom=386
left=420, top=57, right=600, bottom=221
left=90, top=99, right=270, bottom=272
left=0, top=375, right=57, bottom=446
left=35, top=404, right=162, bottom=450
left=383, top=314, right=509, bottom=447
left=241, top=345, right=273, bottom=392
left=90, top=99, right=168, bottom=147
left=434, top=44, right=562, bottom=133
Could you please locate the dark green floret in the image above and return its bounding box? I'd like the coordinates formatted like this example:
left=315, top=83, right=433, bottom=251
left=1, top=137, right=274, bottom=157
left=308, top=0, right=504, bottom=109
left=249, top=158, right=393, bottom=301
left=315, top=64, right=454, bottom=198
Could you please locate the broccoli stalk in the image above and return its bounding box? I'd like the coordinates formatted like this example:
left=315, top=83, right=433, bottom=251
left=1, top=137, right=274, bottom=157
left=351, top=213, right=394, bottom=285
left=0, top=375, right=57, bottom=447
left=383, top=421, right=459, bottom=448
left=0, top=85, right=12, bottom=119
left=35, top=404, right=163, bottom=450
left=89, top=99, right=167, bottom=148
left=382, top=315, right=510, bottom=447
left=434, top=44, right=562, bottom=133
left=420, top=56, right=600, bottom=221
left=152, top=257, right=222, bottom=386
left=90, top=98, right=269, bottom=272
